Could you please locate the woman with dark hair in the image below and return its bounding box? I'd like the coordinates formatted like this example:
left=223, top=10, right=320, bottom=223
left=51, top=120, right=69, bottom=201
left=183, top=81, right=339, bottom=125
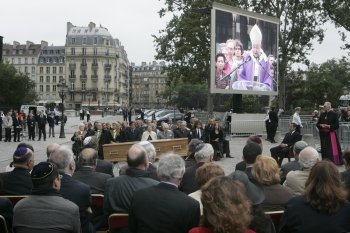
left=189, top=176, right=255, bottom=233
left=279, top=161, right=350, bottom=233
left=210, top=122, right=224, bottom=161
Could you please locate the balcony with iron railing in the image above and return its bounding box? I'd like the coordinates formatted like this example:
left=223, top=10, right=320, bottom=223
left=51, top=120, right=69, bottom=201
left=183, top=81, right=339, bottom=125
left=69, top=75, right=76, bottom=81
left=80, top=63, right=87, bottom=70
left=69, top=63, right=76, bottom=70
left=104, top=64, right=111, bottom=70
left=80, top=75, right=87, bottom=81
left=91, top=63, right=98, bottom=70
left=91, top=75, right=98, bottom=82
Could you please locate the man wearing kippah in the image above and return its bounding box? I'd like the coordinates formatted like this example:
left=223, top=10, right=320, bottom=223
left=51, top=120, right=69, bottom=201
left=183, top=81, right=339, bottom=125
left=13, top=162, right=81, bottom=233
left=0, top=147, right=34, bottom=195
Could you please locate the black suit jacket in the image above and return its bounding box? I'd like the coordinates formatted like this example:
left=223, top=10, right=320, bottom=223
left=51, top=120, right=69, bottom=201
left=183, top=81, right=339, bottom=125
left=125, top=127, right=139, bottom=142
left=190, top=128, right=205, bottom=141
left=129, top=182, right=200, bottom=233
left=59, top=173, right=92, bottom=227
left=179, top=162, right=204, bottom=194
left=0, top=168, right=33, bottom=195
left=96, top=159, right=114, bottom=177
left=72, top=167, right=112, bottom=194
left=281, top=131, right=301, bottom=147
left=174, top=128, right=190, bottom=139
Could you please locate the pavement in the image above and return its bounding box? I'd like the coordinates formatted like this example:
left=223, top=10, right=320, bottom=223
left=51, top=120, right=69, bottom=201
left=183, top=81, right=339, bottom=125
left=0, top=114, right=284, bottom=175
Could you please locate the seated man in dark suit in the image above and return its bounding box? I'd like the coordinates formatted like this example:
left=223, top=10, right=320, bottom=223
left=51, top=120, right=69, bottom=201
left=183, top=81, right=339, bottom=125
left=235, top=135, right=263, bottom=172
left=129, top=153, right=200, bottom=233
left=232, top=142, right=262, bottom=180
left=104, top=144, right=159, bottom=215
left=174, top=121, right=191, bottom=139
left=82, top=136, right=114, bottom=177
left=13, top=162, right=81, bottom=233
left=179, top=143, right=213, bottom=194
left=270, top=123, right=301, bottom=166
left=49, top=145, right=94, bottom=233
left=73, top=148, right=112, bottom=194
left=124, top=121, right=139, bottom=142
left=0, top=146, right=34, bottom=195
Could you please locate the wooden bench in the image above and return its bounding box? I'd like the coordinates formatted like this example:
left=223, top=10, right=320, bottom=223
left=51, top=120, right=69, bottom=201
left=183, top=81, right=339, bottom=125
left=103, top=138, right=188, bottom=163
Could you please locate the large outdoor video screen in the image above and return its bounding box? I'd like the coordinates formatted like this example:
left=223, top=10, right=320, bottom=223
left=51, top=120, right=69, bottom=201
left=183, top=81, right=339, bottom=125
left=210, top=2, right=279, bottom=95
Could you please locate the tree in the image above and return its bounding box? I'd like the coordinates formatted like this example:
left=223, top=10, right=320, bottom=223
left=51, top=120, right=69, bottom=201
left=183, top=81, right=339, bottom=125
left=154, top=0, right=327, bottom=110
left=323, top=0, right=350, bottom=50
left=0, top=62, right=36, bottom=108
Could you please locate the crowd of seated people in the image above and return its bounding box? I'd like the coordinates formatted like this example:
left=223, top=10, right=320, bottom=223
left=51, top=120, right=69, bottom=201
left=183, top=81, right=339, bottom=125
left=3, top=117, right=350, bottom=233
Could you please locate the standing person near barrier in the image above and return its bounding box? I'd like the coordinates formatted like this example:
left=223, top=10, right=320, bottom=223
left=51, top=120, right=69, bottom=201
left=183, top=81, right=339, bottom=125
left=37, top=111, right=47, bottom=141
left=292, top=107, right=303, bottom=133
left=27, top=112, right=36, bottom=141
left=268, top=106, right=279, bottom=143
left=3, top=111, right=13, bottom=142
left=316, top=101, right=343, bottom=165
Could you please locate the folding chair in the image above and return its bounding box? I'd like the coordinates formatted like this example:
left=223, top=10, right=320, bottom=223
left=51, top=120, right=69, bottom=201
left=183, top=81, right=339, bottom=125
left=108, top=213, right=129, bottom=232
left=265, top=210, right=284, bottom=231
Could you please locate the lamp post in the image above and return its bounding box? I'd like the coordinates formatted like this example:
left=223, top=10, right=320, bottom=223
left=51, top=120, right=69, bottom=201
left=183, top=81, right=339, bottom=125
left=172, top=91, right=178, bottom=120
left=86, top=92, right=92, bottom=109
left=57, top=80, right=68, bottom=138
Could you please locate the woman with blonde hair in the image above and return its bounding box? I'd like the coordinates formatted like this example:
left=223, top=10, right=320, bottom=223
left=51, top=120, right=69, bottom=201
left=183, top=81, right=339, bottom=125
left=252, top=155, right=292, bottom=211
left=189, top=176, right=255, bottom=233
left=279, top=161, right=350, bottom=233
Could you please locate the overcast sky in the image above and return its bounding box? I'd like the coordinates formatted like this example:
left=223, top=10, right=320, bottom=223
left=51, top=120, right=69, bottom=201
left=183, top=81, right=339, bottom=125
left=0, top=0, right=348, bottom=66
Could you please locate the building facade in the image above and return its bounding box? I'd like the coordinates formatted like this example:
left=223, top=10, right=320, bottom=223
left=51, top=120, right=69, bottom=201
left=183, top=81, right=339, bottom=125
left=131, top=61, right=167, bottom=108
left=65, top=22, right=129, bottom=110
left=36, top=46, right=66, bottom=104
left=2, top=40, right=47, bottom=83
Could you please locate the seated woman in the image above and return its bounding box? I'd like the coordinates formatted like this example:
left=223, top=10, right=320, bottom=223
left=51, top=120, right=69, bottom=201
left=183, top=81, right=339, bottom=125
left=189, top=176, right=255, bottom=233
left=141, top=124, right=157, bottom=141
left=252, top=155, right=293, bottom=212
left=188, top=163, right=225, bottom=215
left=209, top=122, right=224, bottom=160
left=279, top=161, right=350, bottom=233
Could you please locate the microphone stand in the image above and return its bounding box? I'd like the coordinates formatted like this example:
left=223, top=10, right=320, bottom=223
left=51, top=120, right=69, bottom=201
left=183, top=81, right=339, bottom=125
left=220, top=56, right=252, bottom=81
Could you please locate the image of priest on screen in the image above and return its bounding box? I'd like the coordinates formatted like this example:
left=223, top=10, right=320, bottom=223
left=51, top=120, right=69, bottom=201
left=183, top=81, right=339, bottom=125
left=232, top=24, right=274, bottom=91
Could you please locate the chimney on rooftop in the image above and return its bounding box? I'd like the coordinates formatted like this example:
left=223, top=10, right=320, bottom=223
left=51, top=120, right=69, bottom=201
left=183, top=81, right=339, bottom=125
left=26, top=41, right=33, bottom=49
left=89, top=22, right=96, bottom=31
left=13, top=41, right=19, bottom=49
left=67, top=22, right=73, bottom=34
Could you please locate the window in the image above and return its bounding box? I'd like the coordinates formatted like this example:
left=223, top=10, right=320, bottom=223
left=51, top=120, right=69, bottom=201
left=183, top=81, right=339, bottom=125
left=53, top=76, right=56, bottom=83
left=40, top=67, right=43, bottom=74
left=40, top=85, right=43, bottom=92
left=46, top=67, right=50, bottom=74
left=49, top=50, right=54, bottom=54
left=59, top=76, right=63, bottom=83
left=18, top=58, right=21, bottom=64
left=25, top=67, right=28, bottom=73
left=70, top=93, right=75, bottom=101
left=32, top=57, right=35, bottom=64
left=82, top=82, right=86, bottom=91
left=40, top=76, right=43, bottom=83
left=94, top=37, right=97, bottom=44
left=53, top=85, right=56, bottom=92
left=71, top=48, right=75, bottom=55
left=93, top=48, right=97, bottom=55
left=72, top=38, right=76, bottom=44
left=70, top=82, right=75, bottom=90
left=46, top=76, right=50, bottom=83
left=59, top=67, right=63, bottom=73
left=83, top=38, right=87, bottom=44
left=53, top=67, right=57, bottom=74
left=31, top=67, right=35, bottom=73
left=25, top=58, right=28, bottom=64
left=46, top=85, right=50, bottom=92
left=82, top=48, right=86, bottom=55
left=11, top=58, right=14, bottom=64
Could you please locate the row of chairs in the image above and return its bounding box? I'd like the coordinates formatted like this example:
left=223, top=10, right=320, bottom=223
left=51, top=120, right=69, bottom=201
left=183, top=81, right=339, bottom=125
left=0, top=194, right=129, bottom=233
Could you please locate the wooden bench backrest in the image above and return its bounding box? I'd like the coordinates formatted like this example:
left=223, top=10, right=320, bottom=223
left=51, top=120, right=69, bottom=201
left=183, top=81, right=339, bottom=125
left=103, top=138, right=188, bottom=163
left=108, top=213, right=129, bottom=231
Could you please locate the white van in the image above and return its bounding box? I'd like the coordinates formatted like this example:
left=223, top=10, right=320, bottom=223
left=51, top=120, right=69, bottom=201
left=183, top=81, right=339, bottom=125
left=20, top=105, right=46, bottom=116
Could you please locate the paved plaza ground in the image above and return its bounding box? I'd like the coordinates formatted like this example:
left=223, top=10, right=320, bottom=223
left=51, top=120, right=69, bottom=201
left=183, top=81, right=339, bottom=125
left=0, top=114, right=309, bottom=175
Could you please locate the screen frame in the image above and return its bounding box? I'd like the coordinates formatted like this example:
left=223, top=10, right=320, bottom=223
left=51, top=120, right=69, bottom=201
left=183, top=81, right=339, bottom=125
left=210, top=2, right=279, bottom=96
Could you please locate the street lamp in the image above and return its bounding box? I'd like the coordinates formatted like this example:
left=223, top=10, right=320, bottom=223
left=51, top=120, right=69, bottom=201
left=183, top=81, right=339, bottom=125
left=57, top=80, right=68, bottom=138
left=86, top=92, right=92, bottom=109
left=171, top=91, right=178, bottom=120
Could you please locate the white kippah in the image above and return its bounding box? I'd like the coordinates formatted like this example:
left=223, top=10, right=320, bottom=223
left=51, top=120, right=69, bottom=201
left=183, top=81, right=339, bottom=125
left=250, top=24, right=262, bottom=44
left=83, top=136, right=92, bottom=146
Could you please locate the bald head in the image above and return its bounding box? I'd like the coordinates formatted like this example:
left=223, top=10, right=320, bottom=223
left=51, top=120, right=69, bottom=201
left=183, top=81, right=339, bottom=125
left=79, top=148, right=98, bottom=166
left=127, top=144, right=148, bottom=170
left=46, top=143, right=60, bottom=158
left=299, top=146, right=319, bottom=169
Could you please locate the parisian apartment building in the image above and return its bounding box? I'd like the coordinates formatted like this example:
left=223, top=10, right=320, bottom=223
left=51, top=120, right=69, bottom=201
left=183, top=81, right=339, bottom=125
left=1, top=21, right=131, bottom=110
left=131, top=61, right=167, bottom=108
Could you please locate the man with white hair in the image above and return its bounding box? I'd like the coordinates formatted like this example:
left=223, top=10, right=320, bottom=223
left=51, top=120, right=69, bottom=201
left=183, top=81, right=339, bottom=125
left=174, top=121, right=191, bottom=139
left=283, top=146, right=320, bottom=196
left=179, top=143, right=213, bottom=194
left=129, top=153, right=200, bottom=233
left=49, top=145, right=93, bottom=233
left=236, top=24, right=273, bottom=91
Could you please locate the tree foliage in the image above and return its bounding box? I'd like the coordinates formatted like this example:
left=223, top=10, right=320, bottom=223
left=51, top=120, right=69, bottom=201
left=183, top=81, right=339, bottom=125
left=0, top=62, right=36, bottom=108
left=154, top=0, right=327, bottom=109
